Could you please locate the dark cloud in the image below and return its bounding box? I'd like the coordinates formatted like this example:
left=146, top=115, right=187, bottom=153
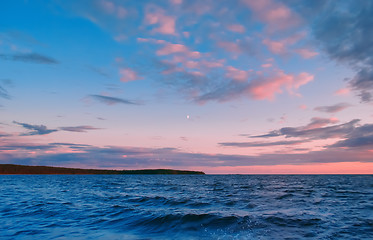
left=330, top=123, right=373, bottom=148
left=90, top=94, right=140, bottom=105
left=49, top=142, right=92, bottom=149
left=314, top=103, right=351, bottom=113
left=59, top=125, right=102, bottom=132
left=0, top=53, right=58, bottom=64
left=304, top=1, right=373, bottom=102
left=0, top=132, right=11, bottom=138
left=251, top=119, right=359, bottom=140
left=13, top=121, right=58, bottom=136
left=219, top=140, right=306, bottom=148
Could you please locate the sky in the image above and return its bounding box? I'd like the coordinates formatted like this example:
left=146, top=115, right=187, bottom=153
left=0, top=0, right=373, bottom=174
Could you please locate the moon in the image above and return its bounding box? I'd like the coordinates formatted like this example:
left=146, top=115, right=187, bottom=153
left=186, top=115, right=190, bottom=119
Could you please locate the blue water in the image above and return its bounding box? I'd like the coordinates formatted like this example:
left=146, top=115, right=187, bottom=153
left=0, top=175, right=372, bottom=239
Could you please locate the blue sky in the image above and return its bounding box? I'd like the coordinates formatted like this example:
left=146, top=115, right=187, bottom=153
left=0, top=0, right=372, bottom=173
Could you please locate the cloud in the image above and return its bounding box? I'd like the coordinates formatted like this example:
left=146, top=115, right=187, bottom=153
left=98, top=0, right=127, bottom=19
left=0, top=85, right=10, bottom=100
left=119, top=68, right=143, bottom=82
left=2, top=139, right=372, bottom=169
left=262, top=32, right=306, bottom=55
left=0, top=53, right=58, bottom=64
left=247, top=71, right=313, bottom=100
left=242, top=0, right=301, bottom=32
left=227, top=24, right=245, bottom=33
left=0, top=132, right=11, bottom=138
left=156, top=42, right=201, bottom=58
left=13, top=121, right=58, bottom=136
left=303, top=117, right=339, bottom=130
left=295, top=48, right=319, bottom=59
left=144, top=5, right=176, bottom=35
left=59, top=126, right=102, bottom=132
left=334, top=88, right=350, bottom=96
left=219, top=140, right=306, bottom=148
left=304, top=1, right=373, bottom=102
left=252, top=118, right=359, bottom=140
left=89, top=94, right=140, bottom=105
left=330, top=123, right=373, bottom=148
left=314, top=102, right=351, bottom=113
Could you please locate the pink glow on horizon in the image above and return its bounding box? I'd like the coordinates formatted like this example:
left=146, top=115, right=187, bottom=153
left=200, top=162, right=373, bottom=174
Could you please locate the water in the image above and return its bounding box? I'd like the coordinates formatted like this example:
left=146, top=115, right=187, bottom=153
left=0, top=175, right=372, bottom=239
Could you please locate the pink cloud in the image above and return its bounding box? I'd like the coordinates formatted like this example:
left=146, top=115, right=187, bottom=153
left=119, top=68, right=142, bottom=82
left=262, top=32, right=306, bottom=55
left=157, top=43, right=201, bottom=58
left=299, top=104, right=308, bottom=110
left=295, top=48, right=319, bottom=59
left=217, top=41, right=241, bottom=53
left=98, top=0, right=127, bottom=19
left=227, top=24, right=245, bottom=33
left=183, top=31, right=190, bottom=38
left=248, top=71, right=314, bottom=100
left=201, top=60, right=224, bottom=68
left=145, top=7, right=176, bottom=35
left=242, top=0, right=301, bottom=32
left=170, top=0, right=183, bottom=5
left=116, top=6, right=127, bottom=19
left=262, top=39, right=286, bottom=54
left=225, top=66, right=250, bottom=82
left=99, top=0, right=115, bottom=13
left=304, top=117, right=339, bottom=130
left=185, top=61, right=199, bottom=69
left=261, top=63, right=272, bottom=68
left=334, top=88, right=350, bottom=96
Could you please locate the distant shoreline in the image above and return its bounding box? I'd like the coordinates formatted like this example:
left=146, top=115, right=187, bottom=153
left=0, top=164, right=205, bottom=175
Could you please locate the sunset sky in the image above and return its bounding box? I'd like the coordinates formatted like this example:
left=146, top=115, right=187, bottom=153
left=1, top=0, right=373, bottom=173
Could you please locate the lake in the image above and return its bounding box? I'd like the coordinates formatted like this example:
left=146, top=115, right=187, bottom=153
left=1, top=175, right=372, bottom=239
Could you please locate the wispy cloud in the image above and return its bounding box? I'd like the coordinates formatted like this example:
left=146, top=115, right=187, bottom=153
left=2, top=139, right=372, bottom=169
left=0, top=85, right=10, bottom=100
left=59, top=126, right=102, bottom=132
left=219, top=140, right=306, bottom=148
left=314, top=103, right=351, bottom=113
left=89, top=94, right=141, bottom=105
left=0, top=53, right=58, bottom=64
left=13, top=121, right=58, bottom=136
left=251, top=119, right=359, bottom=140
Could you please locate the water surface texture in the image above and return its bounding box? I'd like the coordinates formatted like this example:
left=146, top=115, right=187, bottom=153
left=1, top=175, right=372, bottom=239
